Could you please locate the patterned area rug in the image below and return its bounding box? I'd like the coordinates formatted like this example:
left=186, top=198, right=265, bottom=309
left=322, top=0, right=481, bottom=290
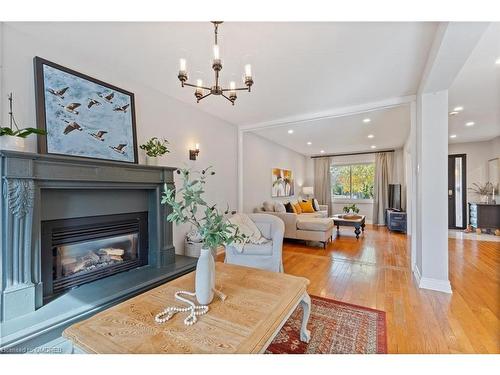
left=266, top=295, right=387, bottom=354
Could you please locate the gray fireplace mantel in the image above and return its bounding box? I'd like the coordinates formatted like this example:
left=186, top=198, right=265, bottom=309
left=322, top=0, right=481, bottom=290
left=0, top=150, right=197, bottom=352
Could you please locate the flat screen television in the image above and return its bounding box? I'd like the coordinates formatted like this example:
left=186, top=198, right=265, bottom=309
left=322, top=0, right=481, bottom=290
left=388, top=184, right=401, bottom=211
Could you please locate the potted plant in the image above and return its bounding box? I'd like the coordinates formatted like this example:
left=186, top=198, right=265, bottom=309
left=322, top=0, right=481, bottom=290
left=161, top=167, right=245, bottom=305
left=0, top=93, right=46, bottom=151
left=139, top=137, right=170, bottom=166
left=468, top=182, right=496, bottom=204
left=343, top=204, right=360, bottom=219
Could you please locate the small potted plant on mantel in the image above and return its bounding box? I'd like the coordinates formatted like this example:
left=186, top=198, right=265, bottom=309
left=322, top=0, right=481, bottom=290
left=162, top=167, right=245, bottom=305
left=343, top=203, right=361, bottom=219
left=139, top=137, right=170, bottom=166
left=0, top=93, right=46, bottom=151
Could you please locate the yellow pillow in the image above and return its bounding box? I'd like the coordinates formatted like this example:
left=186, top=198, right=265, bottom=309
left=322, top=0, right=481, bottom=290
left=299, top=200, right=315, bottom=213
left=292, top=202, right=302, bottom=214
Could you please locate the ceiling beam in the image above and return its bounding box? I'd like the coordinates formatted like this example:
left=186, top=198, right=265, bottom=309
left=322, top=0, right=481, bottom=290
left=418, top=22, right=489, bottom=94
left=239, top=95, right=415, bottom=132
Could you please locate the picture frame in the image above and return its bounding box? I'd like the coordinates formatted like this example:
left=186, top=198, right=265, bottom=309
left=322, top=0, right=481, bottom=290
left=34, top=57, right=138, bottom=163
left=272, top=168, right=294, bottom=197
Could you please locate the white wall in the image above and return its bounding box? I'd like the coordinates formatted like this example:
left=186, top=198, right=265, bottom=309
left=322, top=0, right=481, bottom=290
left=243, top=132, right=308, bottom=212
left=1, top=23, right=238, bottom=255
left=448, top=137, right=500, bottom=205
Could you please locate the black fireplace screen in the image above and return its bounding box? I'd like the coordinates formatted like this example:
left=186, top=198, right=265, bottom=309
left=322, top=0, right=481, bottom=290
left=41, top=212, right=148, bottom=301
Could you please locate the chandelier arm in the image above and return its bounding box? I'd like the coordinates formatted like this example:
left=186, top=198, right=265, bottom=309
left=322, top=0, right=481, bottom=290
left=183, top=82, right=212, bottom=90
left=221, top=87, right=250, bottom=92
left=197, top=92, right=212, bottom=102
left=221, top=94, right=234, bottom=103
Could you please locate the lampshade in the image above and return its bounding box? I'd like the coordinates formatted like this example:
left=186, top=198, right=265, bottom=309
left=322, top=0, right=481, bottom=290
left=302, top=186, right=314, bottom=195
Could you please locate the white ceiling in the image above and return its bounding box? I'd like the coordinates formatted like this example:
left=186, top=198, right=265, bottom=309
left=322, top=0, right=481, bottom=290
left=7, top=22, right=438, bottom=127
left=253, top=104, right=411, bottom=156
left=448, top=22, right=500, bottom=144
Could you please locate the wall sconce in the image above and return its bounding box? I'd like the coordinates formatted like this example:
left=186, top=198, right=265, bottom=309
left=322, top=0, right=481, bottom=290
left=189, top=143, right=200, bottom=160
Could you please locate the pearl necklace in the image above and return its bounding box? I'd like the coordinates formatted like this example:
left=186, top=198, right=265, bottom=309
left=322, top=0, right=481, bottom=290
left=154, top=290, right=209, bottom=326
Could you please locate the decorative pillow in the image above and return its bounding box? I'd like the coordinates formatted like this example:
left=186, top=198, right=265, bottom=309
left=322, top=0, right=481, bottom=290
left=312, top=198, right=320, bottom=211
left=292, top=202, right=303, bottom=214
left=263, top=201, right=274, bottom=212
left=284, top=202, right=294, bottom=213
left=274, top=202, right=286, bottom=213
left=299, top=200, right=315, bottom=213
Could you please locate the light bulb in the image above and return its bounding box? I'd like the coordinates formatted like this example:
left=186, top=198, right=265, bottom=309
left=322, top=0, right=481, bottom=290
left=245, top=64, right=252, bottom=77
left=179, top=58, right=186, bottom=72
left=213, top=45, right=220, bottom=60
left=196, top=79, right=203, bottom=88
left=195, top=143, right=200, bottom=150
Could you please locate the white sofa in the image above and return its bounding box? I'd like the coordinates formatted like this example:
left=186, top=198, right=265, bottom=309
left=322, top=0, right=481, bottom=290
left=225, top=213, right=285, bottom=272
left=255, top=201, right=334, bottom=248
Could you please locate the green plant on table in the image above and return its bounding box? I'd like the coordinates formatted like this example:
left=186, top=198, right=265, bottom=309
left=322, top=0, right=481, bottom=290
left=1, top=93, right=46, bottom=138
left=140, top=137, right=170, bottom=157
left=343, top=204, right=360, bottom=215
left=161, top=167, right=245, bottom=250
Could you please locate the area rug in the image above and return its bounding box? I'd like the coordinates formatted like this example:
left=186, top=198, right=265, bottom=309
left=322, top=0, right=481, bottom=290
left=266, top=295, right=387, bottom=354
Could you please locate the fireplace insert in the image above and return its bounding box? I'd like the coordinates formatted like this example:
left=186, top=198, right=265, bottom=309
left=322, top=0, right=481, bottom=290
left=41, top=212, right=148, bottom=302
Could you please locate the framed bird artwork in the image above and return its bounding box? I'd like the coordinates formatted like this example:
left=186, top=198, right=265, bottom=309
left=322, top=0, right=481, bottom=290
left=34, top=57, right=138, bottom=163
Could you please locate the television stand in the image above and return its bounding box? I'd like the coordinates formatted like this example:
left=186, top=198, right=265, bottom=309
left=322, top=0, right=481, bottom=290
left=386, top=209, right=407, bottom=233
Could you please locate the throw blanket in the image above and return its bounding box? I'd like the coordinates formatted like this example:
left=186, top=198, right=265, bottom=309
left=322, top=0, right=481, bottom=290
left=228, top=213, right=268, bottom=253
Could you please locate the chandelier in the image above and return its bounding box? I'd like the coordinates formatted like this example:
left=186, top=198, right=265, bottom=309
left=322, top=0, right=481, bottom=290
left=177, top=21, right=254, bottom=105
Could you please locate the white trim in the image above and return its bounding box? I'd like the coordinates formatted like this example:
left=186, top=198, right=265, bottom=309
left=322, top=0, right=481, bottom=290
left=239, top=95, right=416, bottom=132
left=413, top=265, right=422, bottom=285
left=413, top=265, right=452, bottom=293
left=237, top=129, right=244, bottom=212
left=419, top=277, right=452, bottom=294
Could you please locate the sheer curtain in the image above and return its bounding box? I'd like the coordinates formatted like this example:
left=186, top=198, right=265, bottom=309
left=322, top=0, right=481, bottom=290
left=372, top=152, right=394, bottom=225
left=314, top=157, right=333, bottom=216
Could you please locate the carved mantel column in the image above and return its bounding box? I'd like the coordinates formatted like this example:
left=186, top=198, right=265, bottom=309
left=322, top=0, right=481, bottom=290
left=1, top=177, right=36, bottom=320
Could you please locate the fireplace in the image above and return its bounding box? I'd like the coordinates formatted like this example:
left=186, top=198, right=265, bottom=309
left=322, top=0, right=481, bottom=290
left=41, top=212, right=149, bottom=301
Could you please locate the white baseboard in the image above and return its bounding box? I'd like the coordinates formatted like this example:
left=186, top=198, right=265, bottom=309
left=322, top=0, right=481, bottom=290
left=412, top=266, right=452, bottom=294
left=419, top=277, right=452, bottom=294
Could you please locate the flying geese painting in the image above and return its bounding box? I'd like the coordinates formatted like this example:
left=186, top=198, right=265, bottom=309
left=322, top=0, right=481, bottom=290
left=63, top=121, right=83, bottom=135
left=47, top=87, right=69, bottom=99
left=90, top=130, right=108, bottom=141
left=60, top=102, right=81, bottom=115
left=98, top=92, right=114, bottom=103
left=87, top=98, right=101, bottom=109
left=110, top=144, right=127, bottom=154
left=113, top=104, right=129, bottom=113
left=34, top=57, right=137, bottom=163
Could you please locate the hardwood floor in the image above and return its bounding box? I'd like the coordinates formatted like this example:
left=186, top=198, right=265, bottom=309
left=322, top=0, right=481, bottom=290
left=261, top=225, right=499, bottom=353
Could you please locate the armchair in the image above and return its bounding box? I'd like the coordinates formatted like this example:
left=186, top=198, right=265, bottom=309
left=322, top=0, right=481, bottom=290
left=225, top=213, right=285, bottom=273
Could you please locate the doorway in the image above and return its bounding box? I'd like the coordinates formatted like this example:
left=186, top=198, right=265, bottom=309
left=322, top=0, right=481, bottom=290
left=448, top=154, right=467, bottom=229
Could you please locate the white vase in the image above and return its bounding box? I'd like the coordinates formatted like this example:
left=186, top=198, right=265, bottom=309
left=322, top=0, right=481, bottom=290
left=0, top=136, right=25, bottom=151
left=195, top=248, right=215, bottom=305
left=146, top=156, right=158, bottom=166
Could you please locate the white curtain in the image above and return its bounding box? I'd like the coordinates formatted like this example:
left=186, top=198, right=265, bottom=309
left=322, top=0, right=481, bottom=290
left=314, top=157, right=333, bottom=215
left=372, top=152, right=394, bottom=225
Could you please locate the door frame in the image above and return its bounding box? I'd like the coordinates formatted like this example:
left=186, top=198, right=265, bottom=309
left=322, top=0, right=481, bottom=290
left=448, top=153, right=467, bottom=229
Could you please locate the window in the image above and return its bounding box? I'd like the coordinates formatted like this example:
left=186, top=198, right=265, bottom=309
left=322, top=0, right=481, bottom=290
left=331, top=163, right=375, bottom=200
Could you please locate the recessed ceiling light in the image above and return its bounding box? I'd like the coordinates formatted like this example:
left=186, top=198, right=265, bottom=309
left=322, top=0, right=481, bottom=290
left=450, top=134, right=457, bottom=139
left=363, top=118, right=371, bottom=123
left=287, top=129, right=294, bottom=134
left=495, top=57, right=500, bottom=65
left=465, top=122, right=475, bottom=127
left=320, top=150, right=325, bottom=154
left=367, top=134, right=374, bottom=139
left=307, top=141, right=312, bottom=145
left=370, top=145, right=376, bottom=149
left=453, top=106, right=464, bottom=112
left=449, top=111, right=459, bottom=116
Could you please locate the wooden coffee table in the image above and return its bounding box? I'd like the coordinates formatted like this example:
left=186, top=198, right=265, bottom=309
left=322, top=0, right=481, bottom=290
left=332, top=214, right=366, bottom=239
left=63, top=263, right=311, bottom=353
